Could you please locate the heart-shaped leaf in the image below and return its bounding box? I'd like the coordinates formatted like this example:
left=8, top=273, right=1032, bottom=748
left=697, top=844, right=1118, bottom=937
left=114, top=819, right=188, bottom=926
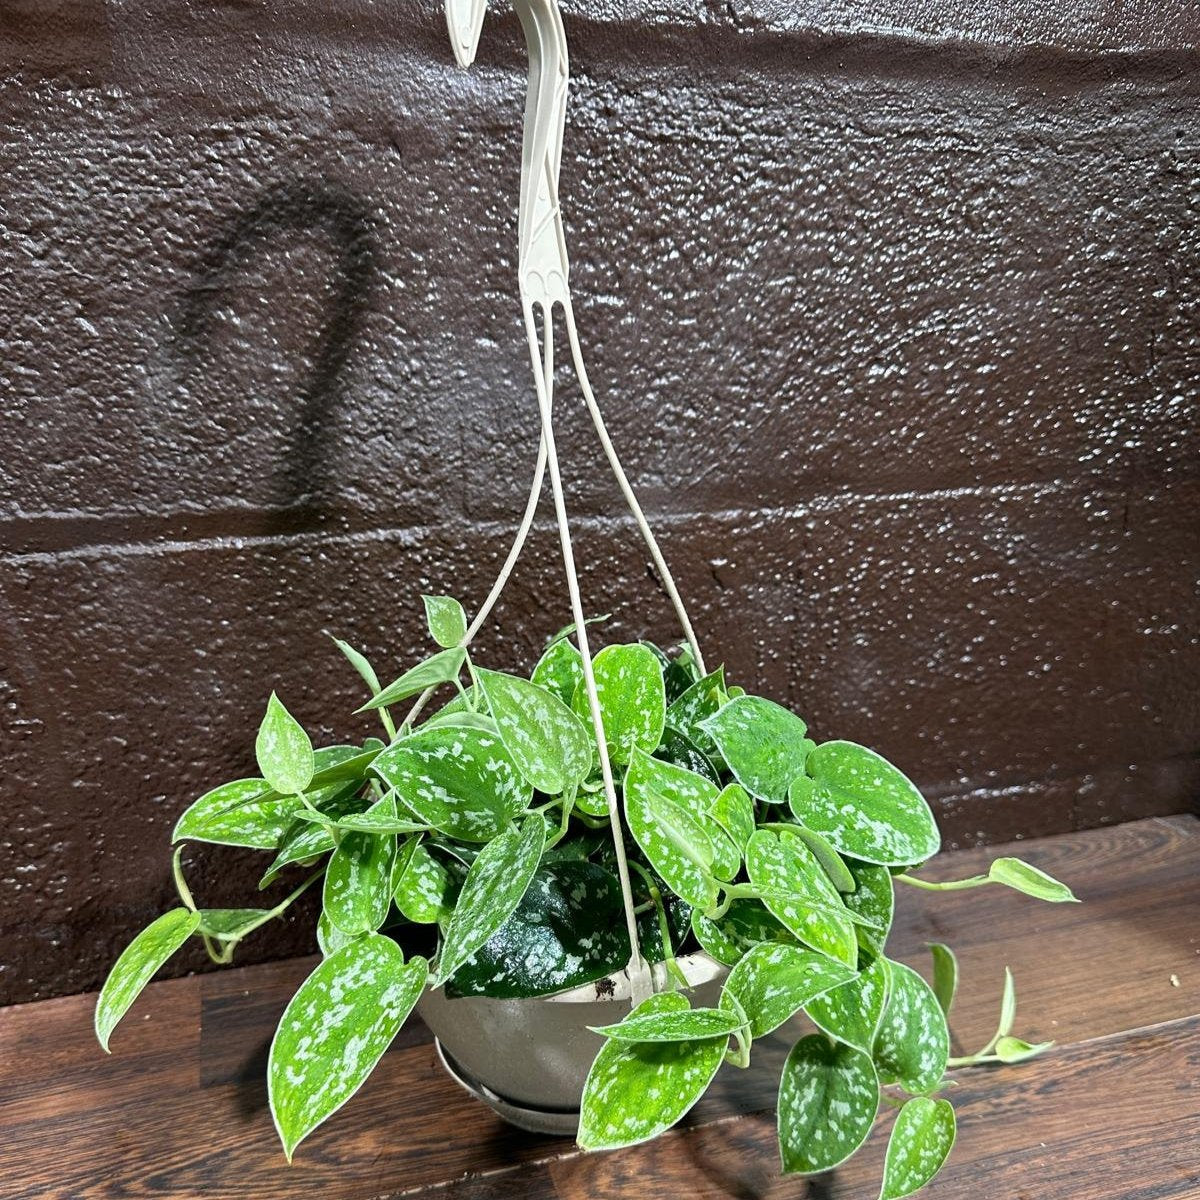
left=778, top=1034, right=879, bottom=1174
left=708, top=783, right=756, bottom=854
left=873, top=961, right=949, bottom=1094
left=435, top=817, right=547, bottom=984
left=422, top=594, right=467, bottom=649
left=476, top=668, right=593, bottom=796
left=721, top=943, right=857, bottom=1038
left=844, top=859, right=895, bottom=959
left=989, top=857, right=1077, bottom=902
left=571, top=643, right=665, bottom=766
left=578, top=992, right=726, bottom=1150
left=691, top=899, right=798, bottom=967
left=358, top=647, right=466, bottom=712
left=665, top=667, right=727, bottom=760
left=323, top=820, right=396, bottom=936
left=880, top=1097, right=956, bottom=1199
left=531, top=637, right=584, bottom=704
left=806, top=955, right=891, bottom=1053
left=590, top=1005, right=745, bottom=1042
left=268, top=937, right=427, bottom=1159
left=256, top=693, right=314, bottom=796
left=393, top=840, right=459, bottom=924
left=789, top=741, right=939, bottom=867
left=626, top=794, right=718, bottom=911
left=746, top=830, right=858, bottom=966
left=699, top=695, right=812, bottom=804
left=373, top=725, right=531, bottom=842
left=446, top=860, right=632, bottom=998
left=95, top=908, right=200, bottom=1051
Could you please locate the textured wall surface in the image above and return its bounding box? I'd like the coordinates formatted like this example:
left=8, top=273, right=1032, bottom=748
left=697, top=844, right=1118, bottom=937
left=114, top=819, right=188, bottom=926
left=1, top=0, right=1197, bottom=1005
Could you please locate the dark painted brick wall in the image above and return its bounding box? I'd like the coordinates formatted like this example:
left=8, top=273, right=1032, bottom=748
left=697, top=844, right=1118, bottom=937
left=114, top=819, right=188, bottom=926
left=2, top=1, right=1197, bottom=1005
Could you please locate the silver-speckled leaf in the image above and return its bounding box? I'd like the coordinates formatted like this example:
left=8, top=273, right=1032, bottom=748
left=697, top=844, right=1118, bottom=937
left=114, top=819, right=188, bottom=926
left=173, top=779, right=298, bottom=849
left=691, top=899, right=798, bottom=967
left=322, top=804, right=396, bottom=936
left=589, top=1005, right=744, bottom=1042
left=664, top=667, right=727, bottom=760
left=778, top=1034, right=879, bottom=1174
left=258, top=785, right=372, bottom=887
left=708, top=783, right=756, bottom=854
left=720, top=943, right=857, bottom=1038
left=476, top=667, right=593, bottom=796
left=268, top=937, right=427, bottom=1159
left=358, top=647, right=466, bottom=712
left=393, top=840, right=457, bottom=924
left=530, top=636, right=584, bottom=705
left=372, top=725, right=531, bottom=842
left=806, top=955, right=891, bottom=1053
left=873, top=961, right=950, bottom=1094
left=844, top=859, right=895, bottom=959
left=578, top=992, right=726, bottom=1151
left=880, top=1097, right=956, bottom=1199
left=698, top=695, right=812, bottom=804
left=422, top=594, right=468, bottom=649
left=746, top=830, right=858, bottom=966
left=625, top=749, right=739, bottom=882
left=789, top=741, right=940, bottom=867
left=570, top=643, right=665, bottom=766
left=256, top=693, right=314, bottom=796
left=625, top=786, right=718, bottom=910
left=435, top=816, right=547, bottom=984
left=94, top=908, right=200, bottom=1051
left=316, top=910, right=358, bottom=957
left=197, top=908, right=273, bottom=939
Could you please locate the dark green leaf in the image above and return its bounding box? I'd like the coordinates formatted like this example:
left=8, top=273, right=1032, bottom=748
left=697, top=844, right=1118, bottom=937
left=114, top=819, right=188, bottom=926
left=789, top=741, right=940, bottom=867
left=781, top=824, right=857, bottom=893
left=653, top=728, right=720, bottom=784
left=95, top=909, right=200, bottom=1051
left=778, top=1034, right=879, bottom=1174
left=691, top=900, right=798, bottom=967
left=268, top=937, right=427, bottom=1159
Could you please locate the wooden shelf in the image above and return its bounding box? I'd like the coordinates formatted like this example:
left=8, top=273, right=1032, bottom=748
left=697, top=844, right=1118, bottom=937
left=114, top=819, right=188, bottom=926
left=3, top=816, right=1198, bottom=1199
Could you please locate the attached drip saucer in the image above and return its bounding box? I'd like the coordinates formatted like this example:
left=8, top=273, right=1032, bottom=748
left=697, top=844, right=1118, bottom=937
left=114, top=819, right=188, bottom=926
left=434, top=1040, right=582, bottom=1137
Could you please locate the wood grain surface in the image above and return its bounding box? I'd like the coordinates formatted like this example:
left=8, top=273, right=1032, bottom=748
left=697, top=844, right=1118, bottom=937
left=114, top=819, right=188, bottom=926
left=1, top=816, right=1197, bottom=1199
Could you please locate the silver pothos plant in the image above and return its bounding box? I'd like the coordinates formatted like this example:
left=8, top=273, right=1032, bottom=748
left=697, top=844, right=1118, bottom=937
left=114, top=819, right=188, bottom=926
left=97, top=599, right=1075, bottom=1197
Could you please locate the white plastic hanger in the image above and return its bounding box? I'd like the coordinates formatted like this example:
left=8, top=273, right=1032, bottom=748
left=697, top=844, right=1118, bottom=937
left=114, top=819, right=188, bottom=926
left=444, top=0, right=708, bottom=1006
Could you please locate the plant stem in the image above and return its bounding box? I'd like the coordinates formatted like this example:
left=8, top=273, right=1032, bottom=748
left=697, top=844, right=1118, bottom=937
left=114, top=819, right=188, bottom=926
left=171, top=846, right=197, bottom=912
left=896, top=873, right=991, bottom=893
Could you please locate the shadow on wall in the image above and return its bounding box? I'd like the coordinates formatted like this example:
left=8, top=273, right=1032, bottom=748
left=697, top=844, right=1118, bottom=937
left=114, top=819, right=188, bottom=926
left=174, top=178, right=378, bottom=529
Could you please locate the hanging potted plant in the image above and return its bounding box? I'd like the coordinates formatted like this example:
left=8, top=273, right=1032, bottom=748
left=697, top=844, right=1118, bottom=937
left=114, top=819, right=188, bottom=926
left=94, top=1, right=1077, bottom=1196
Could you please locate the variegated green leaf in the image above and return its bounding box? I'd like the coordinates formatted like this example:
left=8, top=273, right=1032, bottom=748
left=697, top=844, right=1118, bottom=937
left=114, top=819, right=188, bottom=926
left=625, top=784, right=718, bottom=910
left=392, top=840, right=457, bottom=924
left=530, top=636, right=584, bottom=704
left=372, top=725, right=531, bottom=842
left=691, top=900, right=798, bottom=967
left=256, top=693, right=314, bottom=796
left=197, top=908, right=273, bottom=940
left=476, top=667, right=593, bottom=795
left=880, top=1097, right=956, bottom=1200
left=873, top=961, right=950, bottom=1094
left=746, top=830, right=858, bottom=966
left=664, top=667, right=727, bottom=760
left=806, top=955, right=891, bottom=1054
left=358, top=647, right=466, bottom=712
left=789, top=741, right=940, bottom=867
left=590, top=1005, right=744, bottom=1042
left=95, top=909, right=200, bottom=1051
left=258, top=786, right=371, bottom=887
left=578, top=992, right=726, bottom=1151
left=173, top=778, right=297, bottom=849
left=268, top=937, right=427, bottom=1159
left=708, top=783, right=756, bottom=854
left=435, top=817, right=547, bottom=984
left=422, top=594, right=468, bottom=649
left=778, top=1034, right=879, bottom=1174
left=571, top=643, right=665, bottom=766
left=322, top=814, right=396, bottom=935
left=720, top=943, right=856, bottom=1038
left=316, top=910, right=358, bottom=957
left=845, top=858, right=895, bottom=959
left=699, top=695, right=812, bottom=804
left=781, top=825, right=856, bottom=893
